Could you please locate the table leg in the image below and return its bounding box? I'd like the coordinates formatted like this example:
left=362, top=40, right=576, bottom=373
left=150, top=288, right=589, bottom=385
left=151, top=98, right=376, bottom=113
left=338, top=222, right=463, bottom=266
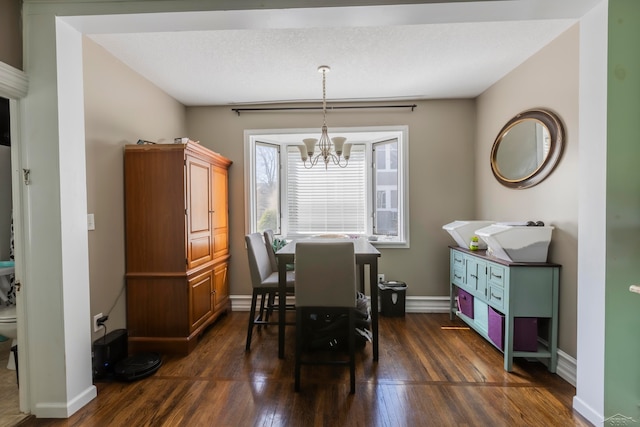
left=370, top=260, right=379, bottom=361
left=278, top=261, right=287, bottom=359
left=358, top=264, right=365, bottom=294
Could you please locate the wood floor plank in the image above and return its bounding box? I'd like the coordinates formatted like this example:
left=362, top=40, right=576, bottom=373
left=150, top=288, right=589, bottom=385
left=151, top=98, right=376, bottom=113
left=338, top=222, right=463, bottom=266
left=7, top=312, right=591, bottom=427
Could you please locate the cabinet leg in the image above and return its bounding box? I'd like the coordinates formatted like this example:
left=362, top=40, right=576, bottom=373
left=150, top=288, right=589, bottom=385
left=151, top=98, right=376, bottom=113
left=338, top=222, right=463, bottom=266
left=450, top=283, right=455, bottom=321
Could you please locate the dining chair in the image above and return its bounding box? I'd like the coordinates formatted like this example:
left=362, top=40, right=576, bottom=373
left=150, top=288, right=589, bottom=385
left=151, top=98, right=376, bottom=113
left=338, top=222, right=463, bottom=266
left=263, top=229, right=295, bottom=322
left=245, top=233, right=295, bottom=351
left=263, top=229, right=279, bottom=272
left=294, top=241, right=357, bottom=394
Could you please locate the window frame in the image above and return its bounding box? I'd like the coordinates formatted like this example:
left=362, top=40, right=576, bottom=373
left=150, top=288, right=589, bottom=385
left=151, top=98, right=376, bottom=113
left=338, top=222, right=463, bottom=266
left=244, top=126, right=409, bottom=248
left=254, top=141, right=281, bottom=234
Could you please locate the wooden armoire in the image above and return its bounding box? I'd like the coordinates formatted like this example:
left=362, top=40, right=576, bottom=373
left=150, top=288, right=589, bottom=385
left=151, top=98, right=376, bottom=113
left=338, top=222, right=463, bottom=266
left=124, top=141, right=232, bottom=355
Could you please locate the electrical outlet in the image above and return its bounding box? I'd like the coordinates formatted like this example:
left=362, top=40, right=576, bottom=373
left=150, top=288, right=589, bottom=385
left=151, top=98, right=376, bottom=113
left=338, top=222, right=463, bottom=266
left=378, top=274, right=385, bottom=283
left=93, top=313, right=103, bottom=332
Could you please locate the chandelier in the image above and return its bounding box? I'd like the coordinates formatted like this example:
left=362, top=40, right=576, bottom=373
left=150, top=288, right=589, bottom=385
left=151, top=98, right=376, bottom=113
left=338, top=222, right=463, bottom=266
left=298, top=66, right=351, bottom=169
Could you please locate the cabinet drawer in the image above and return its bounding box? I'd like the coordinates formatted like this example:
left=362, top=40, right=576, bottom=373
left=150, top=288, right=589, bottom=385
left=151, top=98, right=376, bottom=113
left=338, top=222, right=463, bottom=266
left=452, top=265, right=465, bottom=287
left=488, top=264, right=505, bottom=287
left=452, top=250, right=465, bottom=267
left=488, top=285, right=504, bottom=310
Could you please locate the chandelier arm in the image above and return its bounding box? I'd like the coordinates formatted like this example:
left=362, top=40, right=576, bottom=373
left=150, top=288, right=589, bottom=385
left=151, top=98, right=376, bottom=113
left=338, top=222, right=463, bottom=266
left=329, top=153, right=349, bottom=168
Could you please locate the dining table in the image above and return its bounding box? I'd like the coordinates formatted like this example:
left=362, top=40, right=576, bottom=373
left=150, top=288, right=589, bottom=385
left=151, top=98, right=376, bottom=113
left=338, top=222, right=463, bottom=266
left=276, top=237, right=381, bottom=361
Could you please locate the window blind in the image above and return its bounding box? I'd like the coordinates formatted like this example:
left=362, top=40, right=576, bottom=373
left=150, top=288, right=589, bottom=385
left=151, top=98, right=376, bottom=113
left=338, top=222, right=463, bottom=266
left=286, top=145, right=366, bottom=235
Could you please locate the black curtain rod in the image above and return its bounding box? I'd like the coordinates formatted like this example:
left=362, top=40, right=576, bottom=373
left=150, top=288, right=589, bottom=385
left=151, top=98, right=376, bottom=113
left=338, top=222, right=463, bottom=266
left=231, top=104, right=417, bottom=116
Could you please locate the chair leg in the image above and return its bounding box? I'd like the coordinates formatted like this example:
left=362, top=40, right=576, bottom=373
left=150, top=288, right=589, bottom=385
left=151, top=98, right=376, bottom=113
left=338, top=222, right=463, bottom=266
left=265, top=292, right=276, bottom=322
left=257, top=291, right=268, bottom=331
left=245, top=290, right=259, bottom=351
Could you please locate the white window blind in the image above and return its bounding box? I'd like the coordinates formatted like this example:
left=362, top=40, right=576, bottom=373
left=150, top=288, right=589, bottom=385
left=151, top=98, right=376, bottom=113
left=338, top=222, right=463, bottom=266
left=286, top=145, right=366, bottom=235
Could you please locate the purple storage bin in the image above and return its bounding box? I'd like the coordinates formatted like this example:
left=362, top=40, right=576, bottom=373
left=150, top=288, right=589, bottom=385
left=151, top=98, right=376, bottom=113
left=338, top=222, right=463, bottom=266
left=488, top=306, right=505, bottom=349
left=457, top=289, right=474, bottom=319
left=488, top=306, right=538, bottom=352
left=514, top=317, right=538, bottom=352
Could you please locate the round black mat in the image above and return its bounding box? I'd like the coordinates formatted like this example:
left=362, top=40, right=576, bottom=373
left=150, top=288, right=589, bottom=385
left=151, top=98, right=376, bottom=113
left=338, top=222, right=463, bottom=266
left=113, top=352, right=162, bottom=381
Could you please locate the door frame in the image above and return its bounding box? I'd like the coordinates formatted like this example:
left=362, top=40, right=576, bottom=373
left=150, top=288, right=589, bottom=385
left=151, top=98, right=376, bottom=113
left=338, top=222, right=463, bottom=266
left=0, top=60, right=30, bottom=413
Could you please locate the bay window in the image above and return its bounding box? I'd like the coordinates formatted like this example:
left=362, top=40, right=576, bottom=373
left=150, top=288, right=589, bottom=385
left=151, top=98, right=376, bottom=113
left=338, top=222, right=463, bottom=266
left=245, top=127, right=409, bottom=247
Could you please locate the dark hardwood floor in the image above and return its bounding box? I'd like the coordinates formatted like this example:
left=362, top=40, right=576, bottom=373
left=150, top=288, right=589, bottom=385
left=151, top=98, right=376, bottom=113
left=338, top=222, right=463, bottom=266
left=17, top=312, right=591, bottom=427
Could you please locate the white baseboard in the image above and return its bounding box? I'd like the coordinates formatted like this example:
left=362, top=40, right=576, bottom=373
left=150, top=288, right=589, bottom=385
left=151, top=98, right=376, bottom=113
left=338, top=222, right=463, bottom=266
left=34, top=385, right=97, bottom=418
left=230, top=295, right=451, bottom=313
left=229, top=294, right=577, bottom=386
left=572, top=396, right=604, bottom=427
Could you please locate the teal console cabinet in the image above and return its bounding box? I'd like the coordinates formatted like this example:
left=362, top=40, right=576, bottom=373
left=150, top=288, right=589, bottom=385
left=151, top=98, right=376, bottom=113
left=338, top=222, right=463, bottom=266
left=449, top=247, right=560, bottom=372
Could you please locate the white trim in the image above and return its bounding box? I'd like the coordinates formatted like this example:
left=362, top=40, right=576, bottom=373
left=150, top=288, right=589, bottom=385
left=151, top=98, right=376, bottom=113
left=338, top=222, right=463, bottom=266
left=1, top=61, right=31, bottom=414
left=0, top=62, right=28, bottom=99
left=9, top=99, right=31, bottom=414
left=572, top=396, right=604, bottom=427
left=555, top=349, right=577, bottom=387
left=243, top=126, right=410, bottom=247
left=230, top=294, right=450, bottom=313
left=34, top=385, right=97, bottom=418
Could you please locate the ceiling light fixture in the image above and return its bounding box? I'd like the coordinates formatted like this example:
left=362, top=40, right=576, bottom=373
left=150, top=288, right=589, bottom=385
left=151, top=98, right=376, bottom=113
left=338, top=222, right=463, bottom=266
left=298, top=66, right=350, bottom=169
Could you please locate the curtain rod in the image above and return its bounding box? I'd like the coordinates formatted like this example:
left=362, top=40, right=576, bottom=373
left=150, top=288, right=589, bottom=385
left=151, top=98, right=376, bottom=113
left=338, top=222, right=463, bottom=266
left=231, top=104, right=417, bottom=116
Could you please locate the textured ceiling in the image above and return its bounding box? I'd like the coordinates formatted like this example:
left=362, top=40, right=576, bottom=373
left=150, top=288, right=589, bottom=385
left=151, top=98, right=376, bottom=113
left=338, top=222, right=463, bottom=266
left=76, top=2, right=596, bottom=106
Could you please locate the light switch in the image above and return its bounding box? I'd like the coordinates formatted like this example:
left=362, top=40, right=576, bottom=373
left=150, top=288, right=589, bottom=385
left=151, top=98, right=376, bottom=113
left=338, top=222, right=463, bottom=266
left=87, top=213, right=95, bottom=231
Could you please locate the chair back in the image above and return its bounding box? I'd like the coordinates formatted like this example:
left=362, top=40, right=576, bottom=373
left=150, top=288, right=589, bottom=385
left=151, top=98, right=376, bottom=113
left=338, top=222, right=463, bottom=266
left=245, top=233, right=273, bottom=288
left=295, top=242, right=356, bottom=308
left=263, top=229, right=278, bottom=272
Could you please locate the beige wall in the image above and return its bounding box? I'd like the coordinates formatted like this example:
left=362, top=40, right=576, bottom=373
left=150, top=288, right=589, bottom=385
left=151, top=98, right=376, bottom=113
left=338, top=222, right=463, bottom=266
left=0, top=0, right=22, bottom=70
left=186, top=100, right=477, bottom=299
left=476, top=25, right=580, bottom=356
left=81, top=21, right=579, bottom=360
left=83, top=37, right=187, bottom=340
left=81, top=35, right=476, bottom=341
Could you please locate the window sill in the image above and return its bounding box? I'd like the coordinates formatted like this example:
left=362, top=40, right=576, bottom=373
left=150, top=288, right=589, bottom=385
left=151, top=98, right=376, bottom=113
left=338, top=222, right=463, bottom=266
left=370, top=237, right=409, bottom=249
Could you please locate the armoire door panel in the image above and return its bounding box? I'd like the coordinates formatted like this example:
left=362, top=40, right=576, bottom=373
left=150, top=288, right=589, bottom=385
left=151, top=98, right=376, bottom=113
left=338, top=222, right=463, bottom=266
left=213, top=261, right=229, bottom=311
left=213, top=230, right=228, bottom=259
left=212, top=165, right=229, bottom=258
left=190, top=269, right=214, bottom=331
left=188, top=161, right=211, bottom=232
left=190, top=236, right=213, bottom=267
left=186, top=155, right=213, bottom=268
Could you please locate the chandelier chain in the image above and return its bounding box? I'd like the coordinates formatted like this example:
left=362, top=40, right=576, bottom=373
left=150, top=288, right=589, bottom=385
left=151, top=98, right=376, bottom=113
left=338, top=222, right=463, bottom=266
left=322, top=68, right=327, bottom=127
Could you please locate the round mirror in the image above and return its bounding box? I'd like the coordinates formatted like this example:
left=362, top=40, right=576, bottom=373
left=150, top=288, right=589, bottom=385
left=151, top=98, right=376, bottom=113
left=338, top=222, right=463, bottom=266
left=490, top=109, right=564, bottom=189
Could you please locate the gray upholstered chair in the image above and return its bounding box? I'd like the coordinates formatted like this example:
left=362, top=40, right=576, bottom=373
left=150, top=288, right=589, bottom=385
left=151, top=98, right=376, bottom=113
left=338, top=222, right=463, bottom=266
left=245, top=233, right=295, bottom=351
left=263, top=229, right=279, bottom=272
left=263, top=229, right=295, bottom=321
left=294, top=241, right=357, bottom=394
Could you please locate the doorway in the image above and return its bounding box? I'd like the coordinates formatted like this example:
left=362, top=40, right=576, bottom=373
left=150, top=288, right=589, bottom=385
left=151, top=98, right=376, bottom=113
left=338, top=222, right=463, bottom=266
left=0, top=96, right=25, bottom=424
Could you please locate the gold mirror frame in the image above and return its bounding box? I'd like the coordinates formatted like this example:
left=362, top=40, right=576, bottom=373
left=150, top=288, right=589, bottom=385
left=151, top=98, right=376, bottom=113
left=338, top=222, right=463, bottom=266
left=490, top=109, right=565, bottom=189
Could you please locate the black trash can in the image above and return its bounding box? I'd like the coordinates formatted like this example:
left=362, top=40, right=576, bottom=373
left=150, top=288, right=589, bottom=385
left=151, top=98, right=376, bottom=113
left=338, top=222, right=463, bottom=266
left=378, top=281, right=407, bottom=317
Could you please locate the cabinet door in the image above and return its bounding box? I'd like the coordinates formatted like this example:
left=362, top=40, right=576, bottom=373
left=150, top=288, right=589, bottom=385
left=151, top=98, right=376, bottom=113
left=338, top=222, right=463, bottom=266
left=213, top=261, right=229, bottom=311
left=465, top=256, right=487, bottom=296
left=186, top=155, right=214, bottom=269
left=212, top=165, right=229, bottom=259
left=189, top=268, right=214, bottom=331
